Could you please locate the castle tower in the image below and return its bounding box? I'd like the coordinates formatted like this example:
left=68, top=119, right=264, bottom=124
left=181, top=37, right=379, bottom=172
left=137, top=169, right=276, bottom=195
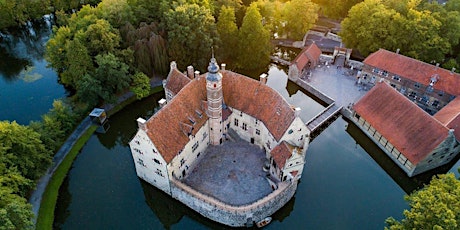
left=206, top=57, right=223, bottom=145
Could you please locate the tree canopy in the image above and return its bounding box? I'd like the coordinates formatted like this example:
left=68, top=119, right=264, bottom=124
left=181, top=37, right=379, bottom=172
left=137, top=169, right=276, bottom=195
left=340, top=0, right=460, bottom=67
left=236, top=3, right=271, bottom=70
left=386, top=173, right=460, bottom=229
left=282, top=0, right=319, bottom=40
left=164, top=3, right=216, bottom=70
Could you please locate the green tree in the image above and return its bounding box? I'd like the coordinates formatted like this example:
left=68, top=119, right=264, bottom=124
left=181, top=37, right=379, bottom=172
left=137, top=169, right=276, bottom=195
left=130, top=72, right=150, bottom=99
left=75, top=52, right=131, bottom=106
left=97, top=0, right=136, bottom=28
left=30, top=100, right=78, bottom=152
left=0, top=188, right=34, bottom=230
left=282, top=0, right=319, bottom=40
left=237, top=3, right=271, bottom=70
left=0, top=121, right=52, bottom=181
left=164, top=3, right=216, bottom=70
left=313, top=0, right=363, bottom=19
left=386, top=173, right=460, bottom=229
left=216, top=6, right=239, bottom=63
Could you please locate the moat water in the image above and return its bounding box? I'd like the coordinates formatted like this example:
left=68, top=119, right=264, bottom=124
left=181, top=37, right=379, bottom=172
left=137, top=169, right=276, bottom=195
left=2, top=22, right=460, bottom=229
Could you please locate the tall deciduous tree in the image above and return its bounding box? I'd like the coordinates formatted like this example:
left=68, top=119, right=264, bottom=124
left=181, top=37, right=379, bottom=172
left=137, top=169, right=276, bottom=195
left=237, top=3, right=271, bottom=70
left=282, top=0, right=319, bottom=40
left=164, top=3, right=216, bottom=70
left=386, top=173, right=460, bottom=229
left=216, top=6, right=238, bottom=63
left=313, top=0, right=363, bottom=19
left=340, top=0, right=460, bottom=63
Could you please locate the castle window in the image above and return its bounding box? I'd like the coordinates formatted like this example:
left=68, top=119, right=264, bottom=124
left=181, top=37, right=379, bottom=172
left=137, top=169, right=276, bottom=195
left=197, top=152, right=201, bottom=158
left=382, top=70, right=388, bottom=76
left=155, top=169, right=164, bottom=177
left=288, top=129, right=293, bottom=134
left=438, top=91, right=444, bottom=97
left=137, top=158, right=145, bottom=167
left=414, top=82, right=421, bottom=88
left=234, top=118, right=239, bottom=126
left=152, top=148, right=157, bottom=154
left=390, top=83, right=396, bottom=88
left=202, top=132, right=208, bottom=141
left=372, top=68, right=380, bottom=74
left=409, top=91, right=417, bottom=99
left=392, top=75, right=400, bottom=81
left=188, top=116, right=196, bottom=125
left=153, top=158, right=161, bottom=164
left=192, top=141, right=199, bottom=152
left=255, top=119, right=259, bottom=125
left=180, top=158, right=185, bottom=167
left=135, top=140, right=140, bottom=145
left=242, top=123, right=247, bottom=131
left=256, top=129, right=260, bottom=135
left=432, top=100, right=439, bottom=107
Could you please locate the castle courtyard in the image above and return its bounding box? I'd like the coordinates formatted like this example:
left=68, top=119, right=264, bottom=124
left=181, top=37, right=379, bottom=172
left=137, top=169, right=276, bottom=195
left=182, top=135, right=272, bottom=206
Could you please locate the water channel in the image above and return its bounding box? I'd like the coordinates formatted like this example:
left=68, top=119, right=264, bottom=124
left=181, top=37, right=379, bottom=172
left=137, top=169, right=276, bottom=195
left=2, top=21, right=460, bottom=230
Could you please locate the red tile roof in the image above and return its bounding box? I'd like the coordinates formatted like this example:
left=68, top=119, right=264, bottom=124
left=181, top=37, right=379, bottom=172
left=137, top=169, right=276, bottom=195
left=146, top=70, right=296, bottom=163
left=363, top=49, right=460, bottom=96
left=353, top=82, right=449, bottom=164
left=146, top=77, right=208, bottom=163
left=222, top=71, right=296, bottom=141
left=165, top=68, right=191, bottom=95
left=434, top=97, right=460, bottom=141
left=270, top=141, right=292, bottom=169
left=292, top=43, right=321, bottom=71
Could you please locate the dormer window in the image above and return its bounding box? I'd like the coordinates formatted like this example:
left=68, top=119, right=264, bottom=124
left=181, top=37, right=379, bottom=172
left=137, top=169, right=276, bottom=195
left=188, top=116, right=196, bottom=125
left=195, top=109, right=203, bottom=118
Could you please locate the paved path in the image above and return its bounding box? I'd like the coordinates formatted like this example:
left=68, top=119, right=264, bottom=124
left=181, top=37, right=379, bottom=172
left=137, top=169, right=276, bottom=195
left=28, top=117, right=92, bottom=220
left=29, top=79, right=165, bottom=223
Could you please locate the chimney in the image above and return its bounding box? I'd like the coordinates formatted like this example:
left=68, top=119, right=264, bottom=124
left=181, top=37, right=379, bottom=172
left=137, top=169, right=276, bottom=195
left=170, top=61, right=177, bottom=71
left=452, top=67, right=456, bottom=73
left=221, top=63, right=226, bottom=71
left=436, top=63, right=440, bottom=70
left=396, top=48, right=400, bottom=54
left=158, top=98, right=167, bottom=108
left=194, top=70, right=200, bottom=78
left=294, top=107, right=301, bottom=117
left=187, top=66, right=194, bottom=79
left=260, top=73, right=267, bottom=84
left=137, top=117, right=147, bottom=131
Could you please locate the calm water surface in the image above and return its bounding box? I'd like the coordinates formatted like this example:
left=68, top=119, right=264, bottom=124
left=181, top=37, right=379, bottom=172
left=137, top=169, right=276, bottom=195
left=0, top=17, right=66, bottom=124
left=53, top=64, right=460, bottom=229
left=3, top=24, right=458, bottom=228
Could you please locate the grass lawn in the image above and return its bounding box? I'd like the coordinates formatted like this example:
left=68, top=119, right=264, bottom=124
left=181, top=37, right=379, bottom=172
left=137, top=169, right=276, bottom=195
left=36, top=125, right=97, bottom=230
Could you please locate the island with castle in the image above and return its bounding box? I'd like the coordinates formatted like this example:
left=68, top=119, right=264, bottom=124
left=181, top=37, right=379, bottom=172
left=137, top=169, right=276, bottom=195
left=129, top=56, right=310, bottom=227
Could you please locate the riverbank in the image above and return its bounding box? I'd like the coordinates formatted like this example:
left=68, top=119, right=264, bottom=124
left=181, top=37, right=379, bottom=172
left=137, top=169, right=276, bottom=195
left=30, top=79, right=164, bottom=228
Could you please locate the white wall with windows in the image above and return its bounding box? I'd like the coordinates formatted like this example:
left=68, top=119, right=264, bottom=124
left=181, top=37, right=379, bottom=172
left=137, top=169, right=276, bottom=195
left=170, top=121, right=210, bottom=181
left=130, top=129, right=171, bottom=194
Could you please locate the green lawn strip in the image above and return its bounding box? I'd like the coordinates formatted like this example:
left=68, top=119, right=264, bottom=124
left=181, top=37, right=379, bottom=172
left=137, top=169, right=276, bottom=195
left=36, top=125, right=98, bottom=230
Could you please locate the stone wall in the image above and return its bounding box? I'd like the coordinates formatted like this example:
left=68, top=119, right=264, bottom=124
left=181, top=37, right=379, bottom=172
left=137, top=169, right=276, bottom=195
left=170, top=177, right=297, bottom=227
left=294, top=78, right=335, bottom=105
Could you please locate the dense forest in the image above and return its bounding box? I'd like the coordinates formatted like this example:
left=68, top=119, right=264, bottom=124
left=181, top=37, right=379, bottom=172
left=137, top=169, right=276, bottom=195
left=1, top=0, right=460, bottom=229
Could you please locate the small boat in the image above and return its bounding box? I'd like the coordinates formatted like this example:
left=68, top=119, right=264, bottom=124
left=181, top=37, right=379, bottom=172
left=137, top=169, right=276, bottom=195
left=256, top=216, right=272, bottom=228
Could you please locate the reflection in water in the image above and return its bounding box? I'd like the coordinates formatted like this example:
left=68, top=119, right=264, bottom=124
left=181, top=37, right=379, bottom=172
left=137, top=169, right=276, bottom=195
left=0, top=46, right=30, bottom=81
left=95, top=92, right=165, bottom=150
left=0, top=15, right=66, bottom=124
left=53, top=177, right=72, bottom=230
left=345, top=120, right=460, bottom=194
